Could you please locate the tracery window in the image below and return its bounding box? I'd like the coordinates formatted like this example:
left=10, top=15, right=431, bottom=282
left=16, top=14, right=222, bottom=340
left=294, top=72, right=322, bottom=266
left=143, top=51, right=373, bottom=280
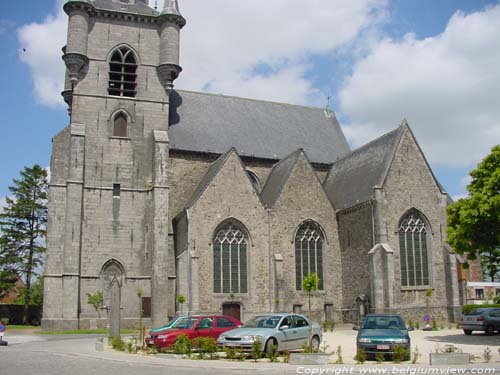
left=108, top=47, right=137, bottom=97
left=113, top=113, right=128, bottom=137
left=213, top=221, right=248, bottom=294
left=295, top=221, right=324, bottom=290
left=399, top=211, right=430, bottom=287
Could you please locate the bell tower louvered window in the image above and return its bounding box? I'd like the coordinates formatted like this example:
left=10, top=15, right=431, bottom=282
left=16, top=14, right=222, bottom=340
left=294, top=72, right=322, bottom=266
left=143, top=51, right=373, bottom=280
left=108, top=47, right=137, bottom=97
left=213, top=221, right=248, bottom=294
left=295, top=221, right=324, bottom=290
left=399, top=211, right=430, bottom=287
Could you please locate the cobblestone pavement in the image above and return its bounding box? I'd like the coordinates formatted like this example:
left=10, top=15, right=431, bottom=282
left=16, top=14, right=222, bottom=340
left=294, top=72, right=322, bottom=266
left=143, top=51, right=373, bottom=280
left=1, top=328, right=499, bottom=375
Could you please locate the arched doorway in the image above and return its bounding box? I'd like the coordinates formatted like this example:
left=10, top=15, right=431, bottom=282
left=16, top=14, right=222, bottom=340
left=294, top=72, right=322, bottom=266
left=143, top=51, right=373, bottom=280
left=222, top=303, right=241, bottom=321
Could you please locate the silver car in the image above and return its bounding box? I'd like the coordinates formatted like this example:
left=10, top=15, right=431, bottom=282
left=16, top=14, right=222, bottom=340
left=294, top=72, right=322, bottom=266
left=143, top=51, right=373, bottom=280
left=217, top=313, right=322, bottom=353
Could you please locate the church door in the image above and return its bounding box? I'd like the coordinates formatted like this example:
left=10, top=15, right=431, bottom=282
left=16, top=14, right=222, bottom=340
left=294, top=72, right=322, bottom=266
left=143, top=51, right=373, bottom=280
left=222, top=303, right=241, bottom=322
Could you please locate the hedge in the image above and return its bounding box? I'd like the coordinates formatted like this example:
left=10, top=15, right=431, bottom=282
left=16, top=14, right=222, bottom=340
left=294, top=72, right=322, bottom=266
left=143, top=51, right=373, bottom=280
left=0, top=305, right=42, bottom=325
left=461, top=304, right=500, bottom=314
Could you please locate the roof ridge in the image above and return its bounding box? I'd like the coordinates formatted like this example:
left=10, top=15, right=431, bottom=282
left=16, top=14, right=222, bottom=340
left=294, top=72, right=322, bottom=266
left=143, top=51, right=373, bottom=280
left=331, top=125, right=402, bottom=166
left=174, top=89, right=334, bottom=113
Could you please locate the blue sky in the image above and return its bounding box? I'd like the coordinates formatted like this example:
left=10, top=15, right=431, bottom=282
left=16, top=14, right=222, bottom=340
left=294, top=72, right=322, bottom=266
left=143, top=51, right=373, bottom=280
left=1, top=0, right=499, bottom=206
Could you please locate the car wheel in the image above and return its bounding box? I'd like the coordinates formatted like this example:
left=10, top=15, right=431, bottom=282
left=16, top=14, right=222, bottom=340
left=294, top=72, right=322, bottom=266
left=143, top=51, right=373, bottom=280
left=485, top=325, right=494, bottom=336
left=310, top=335, right=320, bottom=352
left=265, top=338, right=278, bottom=354
left=463, top=330, right=472, bottom=335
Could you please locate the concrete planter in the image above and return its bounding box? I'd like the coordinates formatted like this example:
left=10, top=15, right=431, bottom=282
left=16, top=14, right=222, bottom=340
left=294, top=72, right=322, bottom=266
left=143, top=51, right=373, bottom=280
left=429, top=353, right=470, bottom=365
left=289, top=353, right=329, bottom=365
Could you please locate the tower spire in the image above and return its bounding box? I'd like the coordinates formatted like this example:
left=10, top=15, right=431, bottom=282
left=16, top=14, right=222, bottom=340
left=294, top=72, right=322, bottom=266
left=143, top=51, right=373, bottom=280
left=161, top=0, right=182, bottom=17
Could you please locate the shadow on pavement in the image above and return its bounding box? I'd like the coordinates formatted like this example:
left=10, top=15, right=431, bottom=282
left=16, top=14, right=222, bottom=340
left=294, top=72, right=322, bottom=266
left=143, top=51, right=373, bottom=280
left=423, top=332, right=500, bottom=346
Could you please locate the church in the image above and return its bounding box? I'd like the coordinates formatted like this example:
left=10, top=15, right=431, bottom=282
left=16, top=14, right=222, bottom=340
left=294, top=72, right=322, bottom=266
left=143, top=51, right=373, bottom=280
left=42, top=0, right=461, bottom=330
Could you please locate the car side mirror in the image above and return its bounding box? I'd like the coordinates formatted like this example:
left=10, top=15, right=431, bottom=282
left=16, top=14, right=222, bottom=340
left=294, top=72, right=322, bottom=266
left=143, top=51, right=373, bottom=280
left=279, top=325, right=289, bottom=330
left=352, top=326, right=359, bottom=331
left=407, top=326, right=414, bottom=331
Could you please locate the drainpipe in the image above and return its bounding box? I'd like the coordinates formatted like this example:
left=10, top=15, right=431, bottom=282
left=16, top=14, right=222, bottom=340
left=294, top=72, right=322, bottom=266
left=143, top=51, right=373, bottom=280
left=267, top=209, right=272, bottom=312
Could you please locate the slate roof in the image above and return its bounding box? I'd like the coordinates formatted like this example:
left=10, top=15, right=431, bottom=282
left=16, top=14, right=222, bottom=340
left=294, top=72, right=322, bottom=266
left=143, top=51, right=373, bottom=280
left=260, top=149, right=302, bottom=208
left=184, top=149, right=234, bottom=210
left=323, top=126, right=404, bottom=210
left=90, top=0, right=159, bottom=16
left=168, top=90, right=351, bottom=165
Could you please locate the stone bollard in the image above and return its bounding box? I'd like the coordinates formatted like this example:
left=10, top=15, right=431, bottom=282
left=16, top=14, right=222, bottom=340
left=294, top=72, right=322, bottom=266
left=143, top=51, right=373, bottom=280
left=95, top=337, right=104, bottom=352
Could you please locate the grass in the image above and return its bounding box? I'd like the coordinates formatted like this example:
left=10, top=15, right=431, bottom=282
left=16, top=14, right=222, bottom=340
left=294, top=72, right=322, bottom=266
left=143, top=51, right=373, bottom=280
left=5, top=325, right=40, bottom=330
left=40, top=328, right=136, bottom=335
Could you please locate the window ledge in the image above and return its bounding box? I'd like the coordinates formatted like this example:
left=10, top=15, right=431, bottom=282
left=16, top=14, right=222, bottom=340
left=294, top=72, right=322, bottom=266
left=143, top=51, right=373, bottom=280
left=401, top=286, right=433, bottom=291
left=110, top=136, right=131, bottom=140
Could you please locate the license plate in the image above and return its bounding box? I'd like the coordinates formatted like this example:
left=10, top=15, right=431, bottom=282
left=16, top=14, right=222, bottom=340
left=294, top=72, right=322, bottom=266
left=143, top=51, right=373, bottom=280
left=377, top=345, right=390, bottom=350
left=225, top=343, right=239, bottom=347
left=146, top=340, right=153, bottom=344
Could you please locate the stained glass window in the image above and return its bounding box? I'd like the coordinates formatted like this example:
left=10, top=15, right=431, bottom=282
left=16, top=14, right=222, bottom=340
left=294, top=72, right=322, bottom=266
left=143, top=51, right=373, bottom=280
left=213, top=221, right=248, bottom=293
left=295, top=221, right=324, bottom=290
left=399, top=212, right=430, bottom=287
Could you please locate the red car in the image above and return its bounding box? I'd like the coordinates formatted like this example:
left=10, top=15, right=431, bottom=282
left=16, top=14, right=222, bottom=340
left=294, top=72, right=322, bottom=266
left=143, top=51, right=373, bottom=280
left=146, top=315, right=242, bottom=349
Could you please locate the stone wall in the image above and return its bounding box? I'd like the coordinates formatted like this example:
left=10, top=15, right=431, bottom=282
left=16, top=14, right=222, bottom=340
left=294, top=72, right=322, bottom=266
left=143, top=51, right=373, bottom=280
left=337, top=203, right=374, bottom=309
left=268, top=153, right=342, bottom=322
left=376, top=128, right=459, bottom=320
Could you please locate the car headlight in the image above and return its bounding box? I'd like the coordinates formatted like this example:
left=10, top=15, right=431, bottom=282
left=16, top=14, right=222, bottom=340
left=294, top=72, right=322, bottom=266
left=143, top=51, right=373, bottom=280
left=157, top=334, right=168, bottom=339
left=393, top=338, right=408, bottom=344
left=218, top=335, right=226, bottom=341
left=242, top=335, right=262, bottom=342
left=358, top=338, right=371, bottom=343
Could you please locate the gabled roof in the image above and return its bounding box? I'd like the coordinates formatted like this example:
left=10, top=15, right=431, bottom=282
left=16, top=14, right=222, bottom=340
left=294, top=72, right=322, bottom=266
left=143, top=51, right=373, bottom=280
left=184, top=149, right=234, bottom=210
left=90, top=0, right=159, bottom=16
left=260, top=149, right=303, bottom=208
left=323, top=125, right=404, bottom=210
left=168, top=90, right=351, bottom=164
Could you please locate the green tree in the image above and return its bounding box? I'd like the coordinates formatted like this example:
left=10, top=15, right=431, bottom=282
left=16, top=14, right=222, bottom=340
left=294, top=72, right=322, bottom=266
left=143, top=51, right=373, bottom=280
left=302, top=272, right=320, bottom=348
left=177, top=294, right=186, bottom=314
left=447, top=145, right=500, bottom=281
left=0, top=165, right=48, bottom=324
left=86, top=290, right=103, bottom=318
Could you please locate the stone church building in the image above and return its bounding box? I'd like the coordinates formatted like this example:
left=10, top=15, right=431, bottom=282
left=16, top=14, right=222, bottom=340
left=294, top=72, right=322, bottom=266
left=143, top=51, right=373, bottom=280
left=42, top=0, right=461, bottom=330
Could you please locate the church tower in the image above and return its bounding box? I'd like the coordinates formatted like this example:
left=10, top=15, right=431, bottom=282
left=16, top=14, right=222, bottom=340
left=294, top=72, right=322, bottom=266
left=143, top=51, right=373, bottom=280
left=43, top=0, right=185, bottom=330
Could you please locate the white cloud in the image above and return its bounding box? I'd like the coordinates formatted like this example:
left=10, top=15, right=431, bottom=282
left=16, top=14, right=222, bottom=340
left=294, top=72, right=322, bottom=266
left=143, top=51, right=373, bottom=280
left=17, top=0, right=387, bottom=107
left=17, top=1, right=67, bottom=108
left=176, top=0, right=387, bottom=104
left=339, top=5, right=500, bottom=167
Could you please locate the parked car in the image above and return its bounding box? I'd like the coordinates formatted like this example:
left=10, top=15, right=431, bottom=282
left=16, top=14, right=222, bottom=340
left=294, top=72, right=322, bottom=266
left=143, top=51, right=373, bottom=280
left=353, top=314, right=413, bottom=359
left=146, top=315, right=242, bottom=349
left=461, top=307, right=500, bottom=335
left=217, top=313, right=322, bottom=353
left=148, top=316, right=182, bottom=335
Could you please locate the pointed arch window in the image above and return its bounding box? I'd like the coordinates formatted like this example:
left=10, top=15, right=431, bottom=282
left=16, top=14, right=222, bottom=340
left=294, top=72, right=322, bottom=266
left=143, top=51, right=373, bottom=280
left=113, top=112, right=128, bottom=137
left=295, top=221, right=324, bottom=290
left=213, top=221, right=248, bottom=294
left=399, top=211, right=430, bottom=287
left=108, top=47, right=137, bottom=97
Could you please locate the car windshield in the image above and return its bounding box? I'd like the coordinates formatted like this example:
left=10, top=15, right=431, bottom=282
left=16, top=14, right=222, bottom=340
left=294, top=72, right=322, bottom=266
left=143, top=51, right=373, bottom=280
left=171, top=317, right=198, bottom=329
left=244, top=316, right=281, bottom=329
left=362, top=316, right=405, bottom=330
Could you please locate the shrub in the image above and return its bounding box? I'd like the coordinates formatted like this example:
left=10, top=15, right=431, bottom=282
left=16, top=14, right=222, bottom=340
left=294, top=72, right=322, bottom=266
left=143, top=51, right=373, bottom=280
left=250, top=338, right=263, bottom=362
left=393, top=345, right=409, bottom=363
left=482, top=347, right=492, bottom=363
left=411, top=346, right=421, bottom=364
left=282, top=350, right=290, bottom=363
left=334, top=345, right=344, bottom=364
left=375, top=353, right=385, bottom=363
left=266, top=343, right=279, bottom=363
left=224, top=346, right=237, bottom=360
left=173, top=334, right=192, bottom=356
left=329, top=322, right=336, bottom=332
left=355, top=347, right=366, bottom=364
left=109, top=336, right=126, bottom=351
left=192, top=336, right=218, bottom=360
